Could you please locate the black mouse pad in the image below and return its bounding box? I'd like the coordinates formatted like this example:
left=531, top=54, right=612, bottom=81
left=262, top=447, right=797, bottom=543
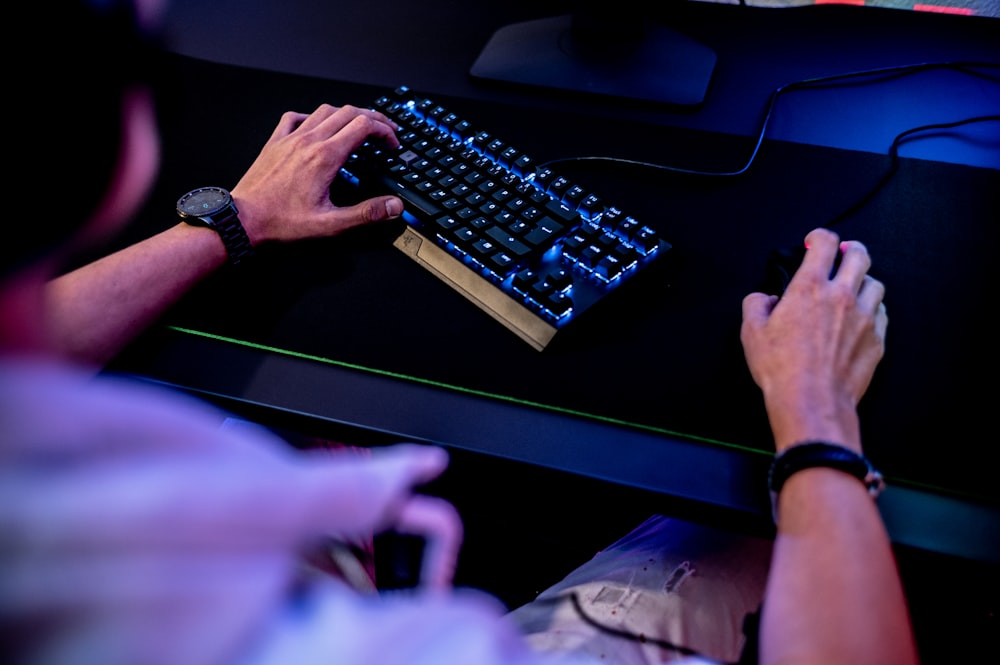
left=111, top=53, right=1000, bottom=505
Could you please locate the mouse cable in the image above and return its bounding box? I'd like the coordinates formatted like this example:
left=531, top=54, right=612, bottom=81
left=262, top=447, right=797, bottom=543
left=538, top=61, right=1000, bottom=179
left=527, top=591, right=765, bottom=665
left=824, top=112, right=1000, bottom=228
left=526, top=591, right=737, bottom=663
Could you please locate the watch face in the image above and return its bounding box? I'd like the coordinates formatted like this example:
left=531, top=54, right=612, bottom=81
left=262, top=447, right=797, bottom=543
left=178, top=187, right=230, bottom=217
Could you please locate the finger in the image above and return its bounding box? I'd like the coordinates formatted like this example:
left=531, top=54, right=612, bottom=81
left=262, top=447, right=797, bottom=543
left=875, top=301, right=889, bottom=341
left=294, top=104, right=397, bottom=140
left=325, top=104, right=397, bottom=130
left=302, top=104, right=398, bottom=144
left=393, top=495, right=463, bottom=591
left=857, top=275, right=888, bottom=344
left=293, top=103, right=340, bottom=133
left=328, top=110, right=399, bottom=151
left=268, top=110, right=311, bottom=141
left=800, top=227, right=840, bottom=276
left=741, top=291, right=778, bottom=327
left=856, top=274, right=885, bottom=314
left=325, top=196, right=405, bottom=233
left=372, top=443, right=450, bottom=488
left=833, top=239, right=872, bottom=293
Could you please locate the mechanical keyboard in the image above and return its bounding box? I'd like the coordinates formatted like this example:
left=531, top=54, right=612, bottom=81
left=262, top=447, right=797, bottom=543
left=338, top=86, right=671, bottom=350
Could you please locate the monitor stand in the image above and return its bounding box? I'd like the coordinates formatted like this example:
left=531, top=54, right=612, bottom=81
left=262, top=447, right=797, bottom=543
left=470, top=14, right=717, bottom=107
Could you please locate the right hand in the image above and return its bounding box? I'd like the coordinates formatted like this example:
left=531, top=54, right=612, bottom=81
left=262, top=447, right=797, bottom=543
left=230, top=103, right=404, bottom=247
left=305, top=443, right=463, bottom=591
left=740, top=228, right=888, bottom=453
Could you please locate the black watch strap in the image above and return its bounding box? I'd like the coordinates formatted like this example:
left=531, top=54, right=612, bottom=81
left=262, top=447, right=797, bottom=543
left=211, top=203, right=254, bottom=266
left=768, top=441, right=885, bottom=498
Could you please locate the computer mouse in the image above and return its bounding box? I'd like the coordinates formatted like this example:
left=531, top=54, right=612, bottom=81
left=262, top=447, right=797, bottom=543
left=759, top=243, right=845, bottom=296
left=759, top=245, right=807, bottom=296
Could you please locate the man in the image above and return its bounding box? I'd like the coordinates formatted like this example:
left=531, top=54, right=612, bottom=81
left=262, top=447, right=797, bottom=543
left=1, top=1, right=917, bottom=664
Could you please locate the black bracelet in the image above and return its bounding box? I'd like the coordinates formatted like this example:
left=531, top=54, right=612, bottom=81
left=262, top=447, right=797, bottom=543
left=768, top=442, right=885, bottom=499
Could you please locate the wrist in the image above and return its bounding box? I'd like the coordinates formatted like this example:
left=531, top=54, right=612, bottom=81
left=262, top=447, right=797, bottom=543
left=228, top=193, right=262, bottom=247
left=173, top=222, right=230, bottom=266
left=764, top=394, right=862, bottom=454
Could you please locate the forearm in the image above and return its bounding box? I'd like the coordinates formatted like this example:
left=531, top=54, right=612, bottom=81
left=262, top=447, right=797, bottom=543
left=45, top=222, right=228, bottom=367
left=759, top=470, right=919, bottom=665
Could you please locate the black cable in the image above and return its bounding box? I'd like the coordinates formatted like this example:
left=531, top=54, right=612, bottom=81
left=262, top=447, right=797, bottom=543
left=531, top=591, right=742, bottom=664
left=824, top=113, right=1000, bottom=227
left=539, top=61, right=1000, bottom=179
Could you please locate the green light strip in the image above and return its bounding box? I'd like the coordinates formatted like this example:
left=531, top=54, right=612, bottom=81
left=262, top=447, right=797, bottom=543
left=167, top=325, right=976, bottom=499
left=170, top=325, right=754, bottom=450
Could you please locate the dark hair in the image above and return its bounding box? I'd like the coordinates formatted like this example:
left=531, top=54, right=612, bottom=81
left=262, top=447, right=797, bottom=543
left=4, top=0, right=163, bottom=278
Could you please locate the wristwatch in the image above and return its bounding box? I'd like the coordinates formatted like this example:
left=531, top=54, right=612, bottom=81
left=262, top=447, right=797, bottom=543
left=176, top=186, right=254, bottom=265
left=768, top=441, right=885, bottom=498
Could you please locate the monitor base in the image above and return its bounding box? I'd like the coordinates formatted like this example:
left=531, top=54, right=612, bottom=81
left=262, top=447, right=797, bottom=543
left=470, top=14, right=717, bottom=107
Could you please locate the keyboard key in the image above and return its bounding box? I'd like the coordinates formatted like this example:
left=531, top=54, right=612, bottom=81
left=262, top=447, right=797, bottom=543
left=544, top=199, right=580, bottom=224
left=523, top=219, right=565, bottom=246
left=486, top=227, right=532, bottom=257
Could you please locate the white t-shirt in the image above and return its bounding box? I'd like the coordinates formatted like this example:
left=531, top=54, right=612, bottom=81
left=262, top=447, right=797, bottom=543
left=1, top=359, right=765, bottom=665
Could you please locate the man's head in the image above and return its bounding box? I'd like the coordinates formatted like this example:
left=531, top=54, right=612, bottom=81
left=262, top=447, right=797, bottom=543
left=5, top=0, right=166, bottom=279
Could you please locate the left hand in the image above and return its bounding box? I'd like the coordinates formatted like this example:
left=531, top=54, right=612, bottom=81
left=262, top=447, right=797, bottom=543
left=231, top=103, right=404, bottom=246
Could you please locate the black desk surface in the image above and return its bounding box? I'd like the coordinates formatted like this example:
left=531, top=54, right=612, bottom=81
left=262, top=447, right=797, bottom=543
left=109, top=2, right=1000, bottom=563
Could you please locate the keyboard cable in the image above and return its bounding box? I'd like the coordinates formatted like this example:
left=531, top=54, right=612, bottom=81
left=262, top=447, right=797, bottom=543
left=539, top=60, right=1000, bottom=180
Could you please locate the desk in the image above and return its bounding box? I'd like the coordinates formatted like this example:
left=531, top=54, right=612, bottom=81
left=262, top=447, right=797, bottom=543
left=110, top=1, right=999, bottom=564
